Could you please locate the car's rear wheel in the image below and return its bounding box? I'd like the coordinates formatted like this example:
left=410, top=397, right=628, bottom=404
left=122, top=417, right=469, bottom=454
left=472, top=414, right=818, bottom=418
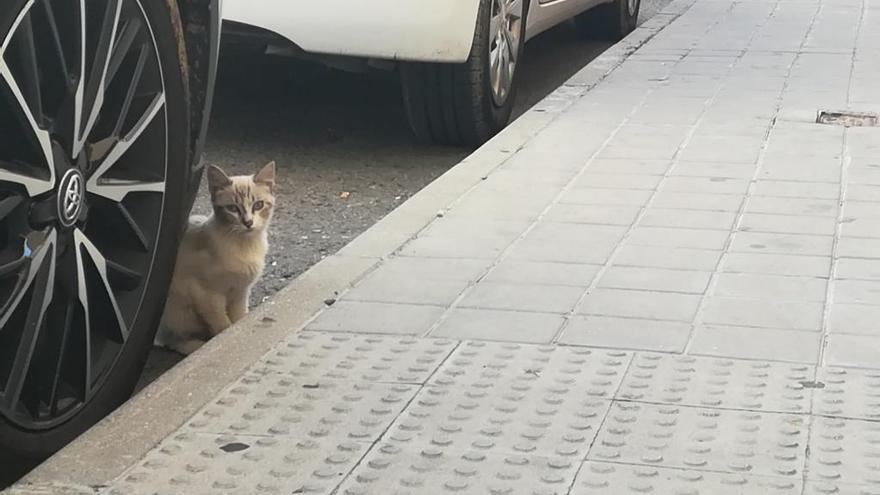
left=0, top=0, right=191, bottom=461
left=401, top=0, right=529, bottom=147
left=575, top=0, right=641, bottom=40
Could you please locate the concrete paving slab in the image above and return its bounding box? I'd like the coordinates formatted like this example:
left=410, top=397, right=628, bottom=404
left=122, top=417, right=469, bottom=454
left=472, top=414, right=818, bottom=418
left=399, top=235, right=514, bottom=260
left=740, top=213, right=837, bottom=236
left=506, top=236, right=618, bottom=264
left=307, top=301, right=446, bottom=335
left=837, top=237, right=880, bottom=259
left=722, top=252, right=831, bottom=278
left=640, top=208, right=737, bottom=230
left=597, top=266, right=712, bottom=294
left=753, top=180, right=841, bottom=200
left=586, top=158, right=671, bottom=175
left=613, top=244, right=722, bottom=271
left=690, top=325, right=822, bottom=363
left=544, top=203, right=642, bottom=225
left=713, top=273, right=827, bottom=302
left=430, top=308, right=565, bottom=343
left=729, top=232, right=834, bottom=257
left=827, top=304, right=880, bottom=337
left=669, top=161, right=757, bottom=179
left=627, top=226, right=731, bottom=250
left=344, top=272, right=471, bottom=306
left=560, top=315, right=691, bottom=352
left=558, top=187, right=653, bottom=206
left=458, top=282, right=584, bottom=314
left=573, top=172, right=664, bottom=190
left=824, top=334, right=880, bottom=369
left=651, top=190, right=744, bottom=212
left=578, top=288, right=702, bottom=321
left=482, top=260, right=600, bottom=287
left=747, top=196, right=840, bottom=217
left=834, top=280, right=880, bottom=305
left=701, top=297, right=825, bottom=331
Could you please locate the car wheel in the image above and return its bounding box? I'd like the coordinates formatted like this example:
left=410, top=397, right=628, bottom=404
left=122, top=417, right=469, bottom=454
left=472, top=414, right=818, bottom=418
left=575, top=0, right=641, bottom=40
left=401, top=0, right=529, bottom=147
left=0, top=0, right=191, bottom=461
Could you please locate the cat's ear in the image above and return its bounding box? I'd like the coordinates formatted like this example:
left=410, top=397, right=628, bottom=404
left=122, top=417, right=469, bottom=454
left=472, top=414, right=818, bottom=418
left=254, top=161, right=276, bottom=190
left=206, top=165, right=231, bottom=195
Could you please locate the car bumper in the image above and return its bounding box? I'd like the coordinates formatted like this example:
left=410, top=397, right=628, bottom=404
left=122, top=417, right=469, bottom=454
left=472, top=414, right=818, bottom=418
left=222, top=0, right=480, bottom=63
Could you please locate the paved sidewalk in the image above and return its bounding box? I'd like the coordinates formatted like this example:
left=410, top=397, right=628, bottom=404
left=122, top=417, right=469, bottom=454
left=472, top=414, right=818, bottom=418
left=11, top=0, right=880, bottom=492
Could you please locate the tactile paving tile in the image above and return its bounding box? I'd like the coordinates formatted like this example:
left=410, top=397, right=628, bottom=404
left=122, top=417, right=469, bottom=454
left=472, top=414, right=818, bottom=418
left=336, top=443, right=579, bottom=495
left=589, top=402, right=808, bottom=479
left=377, top=341, right=629, bottom=458
left=104, top=431, right=366, bottom=495
left=254, top=331, right=458, bottom=383
left=433, top=341, right=632, bottom=399
left=572, top=461, right=803, bottom=494
left=618, top=353, right=814, bottom=413
left=386, top=385, right=611, bottom=458
left=805, top=481, right=880, bottom=495
left=813, top=367, right=880, bottom=420
left=185, top=372, right=416, bottom=439
left=807, top=416, right=880, bottom=487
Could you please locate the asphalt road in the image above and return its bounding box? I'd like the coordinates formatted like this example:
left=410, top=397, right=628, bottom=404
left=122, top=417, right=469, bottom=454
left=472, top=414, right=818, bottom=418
left=1, top=1, right=667, bottom=487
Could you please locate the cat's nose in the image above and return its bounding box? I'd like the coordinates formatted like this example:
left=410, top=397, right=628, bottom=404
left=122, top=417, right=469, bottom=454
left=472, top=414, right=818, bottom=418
left=242, top=218, right=254, bottom=228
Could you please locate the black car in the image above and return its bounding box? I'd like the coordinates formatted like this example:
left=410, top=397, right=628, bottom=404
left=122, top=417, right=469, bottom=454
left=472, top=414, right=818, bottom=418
left=0, top=0, right=220, bottom=462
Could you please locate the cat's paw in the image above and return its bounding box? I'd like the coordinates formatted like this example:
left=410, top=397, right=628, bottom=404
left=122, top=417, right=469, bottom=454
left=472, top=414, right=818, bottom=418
left=171, top=339, right=206, bottom=356
left=188, top=214, right=209, bottom=226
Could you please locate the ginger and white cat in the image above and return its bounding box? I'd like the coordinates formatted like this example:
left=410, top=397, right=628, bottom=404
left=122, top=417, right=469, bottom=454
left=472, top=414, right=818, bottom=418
left=154, top=161, right=276, bottom=355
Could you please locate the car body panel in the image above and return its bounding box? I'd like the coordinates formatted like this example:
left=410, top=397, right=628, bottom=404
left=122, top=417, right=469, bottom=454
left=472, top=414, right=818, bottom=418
left=527, top=0, right=607, bottom=40
left=224, top=1, right=482, bottom=62
left=222, top=0, right=611, bottom=63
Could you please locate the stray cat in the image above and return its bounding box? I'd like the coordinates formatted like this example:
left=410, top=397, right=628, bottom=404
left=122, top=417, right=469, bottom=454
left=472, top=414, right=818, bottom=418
left=154, top=161, right=276, bottom=355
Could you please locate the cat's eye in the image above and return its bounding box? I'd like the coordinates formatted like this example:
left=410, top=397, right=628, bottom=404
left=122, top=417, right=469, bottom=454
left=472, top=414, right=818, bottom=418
left=224, top=205, right=238, bottom=213
left=252, top=201, right=264, bottom=212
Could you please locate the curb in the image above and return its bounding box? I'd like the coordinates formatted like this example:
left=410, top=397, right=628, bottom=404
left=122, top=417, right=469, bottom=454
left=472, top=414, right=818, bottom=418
left=8, top=2, right=695, bottom=492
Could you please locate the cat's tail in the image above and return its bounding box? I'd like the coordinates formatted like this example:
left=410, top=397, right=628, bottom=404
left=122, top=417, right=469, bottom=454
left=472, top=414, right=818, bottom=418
left=152, top=324, right=172, bottom=348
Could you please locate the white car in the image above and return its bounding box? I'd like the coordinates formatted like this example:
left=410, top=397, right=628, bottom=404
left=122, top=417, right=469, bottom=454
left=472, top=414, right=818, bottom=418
left=223, top=0, right=641, bottom=145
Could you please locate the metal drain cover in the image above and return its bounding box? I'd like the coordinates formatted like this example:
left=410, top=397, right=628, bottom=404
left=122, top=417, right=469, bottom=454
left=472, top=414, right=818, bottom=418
left=817, top=110, right=879, bottom=127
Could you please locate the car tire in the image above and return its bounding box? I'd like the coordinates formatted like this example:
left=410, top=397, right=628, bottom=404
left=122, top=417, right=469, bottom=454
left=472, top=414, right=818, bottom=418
left=400, top=0, right=529, bottom=147
left=575, top=0, right=641, bottom=40
left=0, top=0, right=192, bottom=463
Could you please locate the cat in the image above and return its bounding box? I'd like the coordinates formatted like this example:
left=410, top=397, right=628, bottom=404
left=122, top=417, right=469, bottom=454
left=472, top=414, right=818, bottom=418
left=154, top=161, right=276, bottom=355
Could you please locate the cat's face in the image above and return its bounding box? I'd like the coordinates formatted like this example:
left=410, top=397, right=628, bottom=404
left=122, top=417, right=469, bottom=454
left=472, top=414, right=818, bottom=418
left=207, top=162, right=276, bottom=233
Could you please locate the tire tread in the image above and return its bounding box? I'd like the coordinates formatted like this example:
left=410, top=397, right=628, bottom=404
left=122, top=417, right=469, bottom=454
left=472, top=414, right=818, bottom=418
left=401, top=0, right=527, bottom=146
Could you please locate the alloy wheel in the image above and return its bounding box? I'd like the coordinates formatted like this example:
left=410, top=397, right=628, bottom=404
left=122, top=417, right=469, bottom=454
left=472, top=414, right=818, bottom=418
left=0, top=0, right=168, bottom=430
left=489, top=0, right=524, bottom=107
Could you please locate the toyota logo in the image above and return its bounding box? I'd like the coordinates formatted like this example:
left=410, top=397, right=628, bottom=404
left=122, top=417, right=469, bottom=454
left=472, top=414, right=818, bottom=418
left=58, top=169, right=84, bottom=227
